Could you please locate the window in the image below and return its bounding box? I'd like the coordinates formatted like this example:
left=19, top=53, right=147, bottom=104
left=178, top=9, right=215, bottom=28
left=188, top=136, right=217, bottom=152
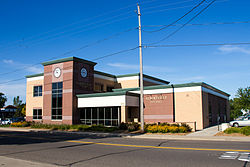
left=51, top=82, right=63, bottom=120
left=107, top=86, right=114, bottom=92
left=94, top=83, right=104, bottom=92
left=79, top=107, right=120, bottom=126
left=33, top=109, right=42, bottom=119
left=33, top=86, right=42, bottom=97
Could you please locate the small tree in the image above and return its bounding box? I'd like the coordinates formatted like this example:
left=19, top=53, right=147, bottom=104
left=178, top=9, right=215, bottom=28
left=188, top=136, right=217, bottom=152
left=230, top=87, right=250, bottom=120
left=0, top=92, right=7, bottom=108
left=13, top=96, right=25, bottom=117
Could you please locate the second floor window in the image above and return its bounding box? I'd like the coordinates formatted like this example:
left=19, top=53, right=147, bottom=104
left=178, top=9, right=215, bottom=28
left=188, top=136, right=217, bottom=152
left=94, top=83, right=104, bottom=92
left=33, top=86, right=42, bottom=97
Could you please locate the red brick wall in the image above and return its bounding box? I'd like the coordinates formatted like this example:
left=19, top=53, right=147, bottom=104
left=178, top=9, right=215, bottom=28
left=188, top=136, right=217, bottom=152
left=144, top=93, right=174, bottom=123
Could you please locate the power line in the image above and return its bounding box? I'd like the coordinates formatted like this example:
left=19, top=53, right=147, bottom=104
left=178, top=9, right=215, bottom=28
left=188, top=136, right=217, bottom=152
left=143, top=4, right=195, bottom=15
left=144, top=42, right=250, bottom=48
left=144, top=0, right=206, bottom=33
left=0, top=27, right=137, bottom=77
left=142, top=21, right=250, bottom=28
left=0, top=46, right=138, bottom=85
left=0, top=0, right=159, bottom=53
left=145, top=0, right=216, bottom=45
left=142, top=0, right=194, bottom=11
left=0, top=11, right=135, bottom=56
left=93, top=47, right=138, bottom=61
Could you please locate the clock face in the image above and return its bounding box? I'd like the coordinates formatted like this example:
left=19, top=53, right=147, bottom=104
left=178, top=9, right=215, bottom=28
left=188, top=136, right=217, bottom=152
left=54, top=67, right=61, bottom=78
left=81, top=68, right=87, bottom=78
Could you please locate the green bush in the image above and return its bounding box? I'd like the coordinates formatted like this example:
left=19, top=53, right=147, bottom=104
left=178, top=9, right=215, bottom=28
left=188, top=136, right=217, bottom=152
left=180, top=123, right=192, bottom=132
left=224, top=127, right=241, bottom=134
left=240, top=126, right=250, bottom=136
left=119, top=122, right=128, bottom=130
left=127, top=122, right=140, bottom=132
left=118, top=122, right=140, bottom=132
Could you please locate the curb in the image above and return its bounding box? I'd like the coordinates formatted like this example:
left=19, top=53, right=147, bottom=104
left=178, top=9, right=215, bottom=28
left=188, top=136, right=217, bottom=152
left=125, top=135, right=250, bottom=142
left=1, top=127, right=250, bottom=142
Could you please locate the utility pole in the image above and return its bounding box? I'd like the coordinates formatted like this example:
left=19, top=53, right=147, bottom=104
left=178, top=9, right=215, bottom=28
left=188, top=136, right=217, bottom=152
left=137, top=3, right=144, bottom=132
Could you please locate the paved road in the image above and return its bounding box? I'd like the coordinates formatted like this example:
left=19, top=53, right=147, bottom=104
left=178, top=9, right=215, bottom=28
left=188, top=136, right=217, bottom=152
left=0, top=130, right=249, bottom=167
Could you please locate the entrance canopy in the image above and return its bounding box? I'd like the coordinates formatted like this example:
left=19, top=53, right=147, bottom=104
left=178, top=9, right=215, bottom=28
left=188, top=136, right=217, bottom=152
left=77, top=91, right=139, bottom=108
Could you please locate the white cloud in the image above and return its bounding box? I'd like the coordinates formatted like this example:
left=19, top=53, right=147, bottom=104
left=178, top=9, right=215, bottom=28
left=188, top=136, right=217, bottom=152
left=107, top=63, right=138, bottom=70
left=171, top=76, right=205, bottom=82
left=2, top=59, right=43, bottom=74
left=25, top=66, right=43, bottom=73
left=3, top=59, right=14, bottom=64
left=107, top=63, right=175, bottom=72
left=218, top=45, right=250, bottom=54
left=0, top=82, right=26, bottom=105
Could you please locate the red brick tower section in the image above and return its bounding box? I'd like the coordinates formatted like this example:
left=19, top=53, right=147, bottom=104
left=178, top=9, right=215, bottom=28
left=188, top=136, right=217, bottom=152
left=42, top=57, right=96, bottom=125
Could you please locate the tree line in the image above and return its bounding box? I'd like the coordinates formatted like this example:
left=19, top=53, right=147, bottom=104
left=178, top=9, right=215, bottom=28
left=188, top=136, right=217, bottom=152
left=0, top=93, right=26, bottom=117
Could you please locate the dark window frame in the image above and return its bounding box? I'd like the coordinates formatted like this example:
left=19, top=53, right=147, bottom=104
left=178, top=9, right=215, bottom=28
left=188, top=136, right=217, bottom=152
left=51, top=82, right=63, bottom=120
left=33, top=85, right=42, bottom=97
left=33, top=109, right=42, bottom=120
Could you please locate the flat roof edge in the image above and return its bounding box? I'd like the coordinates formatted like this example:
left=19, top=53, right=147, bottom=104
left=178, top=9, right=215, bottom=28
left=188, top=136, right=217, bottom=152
left=112, top=82, right=230, bottom=96
left=116, top=73, right=169, bottom=84
left=77, top=91, right=139, bottom=98
left=41, top=57, right=97, bottom=66
left=94, top=70, right=116, bottom=78
left=26, top=73, right=44, bottom=78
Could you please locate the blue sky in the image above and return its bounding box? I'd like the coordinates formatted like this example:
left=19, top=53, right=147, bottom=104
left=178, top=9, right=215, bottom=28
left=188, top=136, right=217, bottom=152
left=0, top=0, right=250, bottom=105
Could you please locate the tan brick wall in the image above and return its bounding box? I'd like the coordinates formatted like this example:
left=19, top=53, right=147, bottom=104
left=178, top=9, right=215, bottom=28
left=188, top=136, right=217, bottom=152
left=174, top=91, right=203, bottom=130
left=26, top=79, right=44, bottom=120
left=117, top=79, right=139, bottom=89
left=94, top=77, right=116, bottom=92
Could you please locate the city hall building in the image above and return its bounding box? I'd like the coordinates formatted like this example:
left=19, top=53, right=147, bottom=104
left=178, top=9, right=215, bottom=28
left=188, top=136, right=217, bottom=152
left=26, top=57, right=230, bottom=130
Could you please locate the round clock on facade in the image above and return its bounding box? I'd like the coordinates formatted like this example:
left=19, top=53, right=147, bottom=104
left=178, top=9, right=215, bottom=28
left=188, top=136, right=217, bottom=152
left=81, top=68, right=87, bottom=78
left=54, top=67, right=61, bottom=78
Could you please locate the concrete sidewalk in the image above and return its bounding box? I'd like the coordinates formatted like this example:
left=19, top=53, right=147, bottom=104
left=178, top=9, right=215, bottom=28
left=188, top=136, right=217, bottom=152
left=127, top=134, right=250, bottom=142
left=187, top=125, right=220, bottom=137
left=0, top=127, right=250, bottom=142
left=0, top=156, right=57, bottom=167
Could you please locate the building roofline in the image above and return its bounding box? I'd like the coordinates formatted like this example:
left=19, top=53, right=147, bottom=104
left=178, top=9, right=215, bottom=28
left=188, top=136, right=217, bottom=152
left=116, top=73, right=169, bottom=84
left=112, top=82, right=230, bottom=97
left=201, top=82, right=230, bottom=97
left=76, top=91, right=139, bottom=98
left=94, top=70, right=116, bottom=78
left=41, top=57, right=97, bottom=66
left=25, top=73, right=44, bottom=78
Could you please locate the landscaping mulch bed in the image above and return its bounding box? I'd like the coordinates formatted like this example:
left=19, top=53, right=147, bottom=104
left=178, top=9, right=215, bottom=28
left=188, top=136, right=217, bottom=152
left=215, top=131, right=248, bottom=137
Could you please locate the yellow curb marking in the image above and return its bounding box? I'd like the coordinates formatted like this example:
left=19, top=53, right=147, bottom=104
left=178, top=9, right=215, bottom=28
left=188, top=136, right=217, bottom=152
left=66, top=140, right=250, bottom=152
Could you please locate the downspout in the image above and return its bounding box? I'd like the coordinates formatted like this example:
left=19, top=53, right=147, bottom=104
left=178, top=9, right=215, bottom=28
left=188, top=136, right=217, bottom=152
left=171, top=84, right=176, bottom=122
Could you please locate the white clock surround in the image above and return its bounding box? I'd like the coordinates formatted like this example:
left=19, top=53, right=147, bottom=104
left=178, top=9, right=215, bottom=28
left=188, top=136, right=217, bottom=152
left=54, top=67, right=61, bottom=78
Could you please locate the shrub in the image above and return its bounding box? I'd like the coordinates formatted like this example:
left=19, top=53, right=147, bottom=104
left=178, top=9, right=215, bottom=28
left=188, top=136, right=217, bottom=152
left=180, top=123, right=192, bottom=132
left=224, top=127, right=241, bottom=134
left=171, top=123, right=180, bottom=127
left=11, top=121, right=30, bottom=127
left=127, top=122, right=140, bottom=132
left=168, top=126, right=179, bottom=133
left=145, top=125, right=158, bottom=133
left=178, top=126, right=187, bottom=133
left=119, top=122, right=128, bottom=130
left=159, top=122, right=170, bottom=126
left=240, top=126, right=250, bottom=136
left=145, top=123, right=192, bottom=133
